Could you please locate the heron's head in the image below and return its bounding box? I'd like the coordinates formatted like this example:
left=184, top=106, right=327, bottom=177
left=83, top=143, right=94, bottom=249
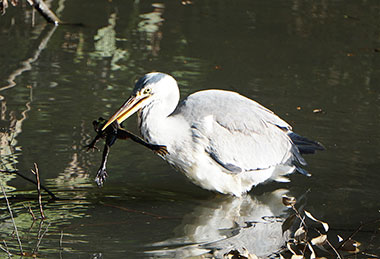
left=101, top=72, right=179, bottom=131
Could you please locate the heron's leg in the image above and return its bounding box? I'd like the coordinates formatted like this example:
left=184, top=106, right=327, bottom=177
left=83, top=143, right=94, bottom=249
left=116, top=127, right=169, bottom=156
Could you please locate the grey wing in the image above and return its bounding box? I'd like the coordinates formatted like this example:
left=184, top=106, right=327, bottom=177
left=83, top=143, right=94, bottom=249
left=174, top=90, right=300, bottom=173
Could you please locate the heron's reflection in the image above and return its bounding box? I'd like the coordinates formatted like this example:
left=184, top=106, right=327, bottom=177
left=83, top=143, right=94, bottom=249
left=146, top=189, right=291, bottom=258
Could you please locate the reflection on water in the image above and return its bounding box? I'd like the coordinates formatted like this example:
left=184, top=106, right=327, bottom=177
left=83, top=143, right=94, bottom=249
left=146, top=189, right=290, bottom=258
left=0, top=190, right=91, bottom=258
left=0, top=87, right=33, bottom=190
left=0, top=188, right=292, bottom=258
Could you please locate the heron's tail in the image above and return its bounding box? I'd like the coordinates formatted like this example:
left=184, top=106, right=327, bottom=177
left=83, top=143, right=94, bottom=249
left=288, top=132, right=325, bottom=155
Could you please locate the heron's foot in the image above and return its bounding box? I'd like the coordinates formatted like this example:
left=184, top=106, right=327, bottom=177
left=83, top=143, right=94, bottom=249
left=95, top=168, right=108, bottom=187
left=152, top=145, right=169, bottom=156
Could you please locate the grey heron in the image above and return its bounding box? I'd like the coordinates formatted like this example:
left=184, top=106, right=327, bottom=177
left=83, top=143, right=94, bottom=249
left=101, top=72, right=323, bottom=196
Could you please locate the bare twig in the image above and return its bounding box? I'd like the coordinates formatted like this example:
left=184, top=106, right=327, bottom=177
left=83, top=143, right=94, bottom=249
left=27, top=220, right=36, bottom=235
left=31, top=163, right=46, bottom=219
left=59, top=230, right=63, bottom=248
left=23, top=203, right=36, bottom=220
left=26, top=0, right=60, bottom=24
left=59, top=230, right=63, bottom=259
left=326, top=238, right=342, bottom=259
left=0, top=169, right=57, bottom=200
left=290, top=204, right=308, bottom=230
left=314, top=227, right=342, bottom=259
left=0, top=182, right=24, bottom=255
left=32, top=222, right=50, bottom=254
left=0, top=240, right=12, bottom=258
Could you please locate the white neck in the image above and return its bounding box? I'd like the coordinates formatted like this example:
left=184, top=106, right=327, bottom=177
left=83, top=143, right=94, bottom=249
left=138, top=95, right=186, bottom=148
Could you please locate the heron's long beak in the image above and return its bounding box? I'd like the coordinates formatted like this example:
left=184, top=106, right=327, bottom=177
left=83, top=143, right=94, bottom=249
left=101, top=94, right=149, bottom=131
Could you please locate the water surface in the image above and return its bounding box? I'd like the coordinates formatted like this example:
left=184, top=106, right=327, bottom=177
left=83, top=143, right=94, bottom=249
left=0, top=0, right=379, bottom=258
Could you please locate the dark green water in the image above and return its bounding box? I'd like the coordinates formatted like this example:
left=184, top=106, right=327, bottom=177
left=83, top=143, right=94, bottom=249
left=0, top=0, right=379, bottom=258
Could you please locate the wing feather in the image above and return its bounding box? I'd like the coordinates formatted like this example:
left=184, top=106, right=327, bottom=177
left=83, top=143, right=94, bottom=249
left=173, top=90, right=296, bottom=172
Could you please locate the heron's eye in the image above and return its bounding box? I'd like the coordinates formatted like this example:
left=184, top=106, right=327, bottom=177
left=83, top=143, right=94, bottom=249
left=143, top=88, right=152, bottom=95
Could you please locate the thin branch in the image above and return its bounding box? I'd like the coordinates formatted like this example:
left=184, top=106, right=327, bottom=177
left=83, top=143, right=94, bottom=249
left=23, top=203, right=36, bottom=220
left=59, top=230, right=63, bottom=259
left=31, top=163, right=46, bottom=219
left=32, top=222, right=50, bottom=254
left=290, top=204, right=308, bottom=229
left=60, top=230, right=63, bottom=248
left=0, top=240, right=12, bottom=258
left=314, top=227, right=342, bottom=259
left=27, top=0, right=60, bottom=25
left=326, top=238, right=342, bottom=259
left=0, top=169, right=57, bottom=200
left=0, top=182, right=23, bottom=255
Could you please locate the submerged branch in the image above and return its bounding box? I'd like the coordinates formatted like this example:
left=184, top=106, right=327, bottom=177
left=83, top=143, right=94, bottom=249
left=32, top=221, right=50, bottom=254
left=0, top=169, right=57, bottom=200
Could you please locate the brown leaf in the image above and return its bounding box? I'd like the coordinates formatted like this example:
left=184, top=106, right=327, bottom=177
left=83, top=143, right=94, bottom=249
left=307, top=242, right=316, bottom=259
left=282, top=195, right=296, bottom=207
left=311, top=234, right=327, bottom=246
left=340, top=239, right=361, bottom=253
left=304, top=210, right=329, bottom=232
left=282, top=214, right=296, bottom=234
left=294, top=226, right=306, bottom=241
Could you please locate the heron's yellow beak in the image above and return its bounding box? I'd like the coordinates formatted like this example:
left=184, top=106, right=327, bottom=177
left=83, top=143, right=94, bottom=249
left=101, top=94, right=149, bottom=131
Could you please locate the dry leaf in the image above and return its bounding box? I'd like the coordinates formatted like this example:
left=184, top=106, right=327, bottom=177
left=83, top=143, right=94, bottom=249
left=340, top=239, right=361, bottom=253
left=304, top=210, right=329, bottom=232
left=282, top=214, right=296, bottom=233
left=287, top=242, right=299, bottom=256
left=294, top=226, right=306, bottom=241
left=282, top=195, right=296, bottom=207
left=307, top=242, right=316, bottom=259
left=311, top=234, right=327, bottom=246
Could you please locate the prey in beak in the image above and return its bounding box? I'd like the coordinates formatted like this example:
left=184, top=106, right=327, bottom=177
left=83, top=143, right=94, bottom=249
left=101, top=93, right=150, bottom=131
